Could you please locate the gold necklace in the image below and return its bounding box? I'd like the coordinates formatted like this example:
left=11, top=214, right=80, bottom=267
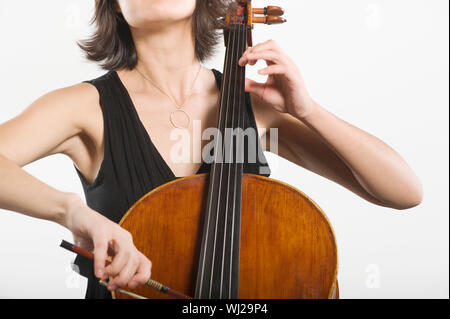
left=135, top=64, right=202, bottom=130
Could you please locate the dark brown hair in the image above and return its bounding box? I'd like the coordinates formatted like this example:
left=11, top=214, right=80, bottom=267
left=78, top=0, right=233, bottom=70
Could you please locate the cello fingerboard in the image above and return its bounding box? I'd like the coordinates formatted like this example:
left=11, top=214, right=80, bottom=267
left=195, top=23, right=248, bottom=299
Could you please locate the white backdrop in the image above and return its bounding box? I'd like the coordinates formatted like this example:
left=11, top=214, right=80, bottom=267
left=0, top=0, right=448, bottom=299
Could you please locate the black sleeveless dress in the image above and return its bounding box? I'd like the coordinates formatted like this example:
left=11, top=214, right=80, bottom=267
left=73, top=69, right=271, bottom=299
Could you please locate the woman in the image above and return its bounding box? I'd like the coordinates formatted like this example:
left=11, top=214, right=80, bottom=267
left=0, top=0, right=422, bottom=299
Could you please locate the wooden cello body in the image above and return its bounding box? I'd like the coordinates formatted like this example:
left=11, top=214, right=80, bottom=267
left=115, top=1, right=339, bottom=299
left=116, top=174, right=338, bottom=299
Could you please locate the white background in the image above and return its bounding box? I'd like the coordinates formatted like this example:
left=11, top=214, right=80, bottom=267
left=0, top=0, right=448, bottom=298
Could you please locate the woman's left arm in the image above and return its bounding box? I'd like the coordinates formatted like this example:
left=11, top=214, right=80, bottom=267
left=239, top=40, right=423, bottom=210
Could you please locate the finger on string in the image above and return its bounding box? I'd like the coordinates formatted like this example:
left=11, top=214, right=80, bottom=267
left=241, top=57, right=258, bottom=66
left=245, top=46, right=276, bottom=57
left=245, top=78, right=267, bottom=97
left=240, top=49, right=282, bottom=67
left=248, top=41, right=286, bottom=62
left=239, top=50, right=256, bottom=66
left=246, top=51, right=280, bottom=64
left=258, top=65, right=286, bottom=76
left=240, top=43, right=276, bottom=65
left=248, top=58, right=258, bottom=66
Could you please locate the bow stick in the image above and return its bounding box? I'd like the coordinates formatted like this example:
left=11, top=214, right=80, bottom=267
left=60, top=240, right=192, bottom=299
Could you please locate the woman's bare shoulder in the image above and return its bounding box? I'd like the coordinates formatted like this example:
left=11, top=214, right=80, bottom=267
left=48, top=81, right=100, bottom=122
left=62, top=81, right=101, bottom=129
left=28, top=81, right=101, bottom=126
left=32, top=81, right=104, bottom=152
left=0, top=81, right=102, bottom=167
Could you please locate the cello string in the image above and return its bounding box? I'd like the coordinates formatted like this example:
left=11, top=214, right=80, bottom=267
left=209, top=24, right=238, bottom=298
left=206, top=26, right=233, bottom=298
left=197, top=25, right=232, bottom=298
left=234, top=23, right=246, bottom=297
left=229, top=23, right=246, bottom=298
left=224, top=23, right=244, bottom=298
left=204, top=25, right=235, bottom=298
left=219, top=22, right=243, bottom=298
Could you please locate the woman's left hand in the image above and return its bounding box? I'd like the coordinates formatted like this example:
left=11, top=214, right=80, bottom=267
left=238, top=39, right=316, bottom=119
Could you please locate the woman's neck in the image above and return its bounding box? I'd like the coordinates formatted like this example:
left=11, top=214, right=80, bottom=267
left=129, top=19, right=202, bottom=98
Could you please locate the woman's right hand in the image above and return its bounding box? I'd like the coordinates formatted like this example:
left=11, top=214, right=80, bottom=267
left=63, top=194, right=152, bottom=291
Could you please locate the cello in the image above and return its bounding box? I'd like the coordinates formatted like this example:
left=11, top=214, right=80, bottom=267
left=114, top=0, right=338, bottom=299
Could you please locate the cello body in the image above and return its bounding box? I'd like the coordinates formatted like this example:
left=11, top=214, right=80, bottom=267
left=116, top=173, right=338, bottom=299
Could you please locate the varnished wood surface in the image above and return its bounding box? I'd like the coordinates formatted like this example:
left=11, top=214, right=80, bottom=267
left=117, top=174, right=338, bottom=299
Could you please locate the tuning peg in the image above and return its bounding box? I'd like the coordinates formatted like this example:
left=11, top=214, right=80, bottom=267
left=252, top=6, right=284, bottom=17
left=253, top=16, right=287, bottom=25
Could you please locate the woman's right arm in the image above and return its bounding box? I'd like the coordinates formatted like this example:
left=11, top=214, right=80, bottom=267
left=0, top=83, right=151, bottom=291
